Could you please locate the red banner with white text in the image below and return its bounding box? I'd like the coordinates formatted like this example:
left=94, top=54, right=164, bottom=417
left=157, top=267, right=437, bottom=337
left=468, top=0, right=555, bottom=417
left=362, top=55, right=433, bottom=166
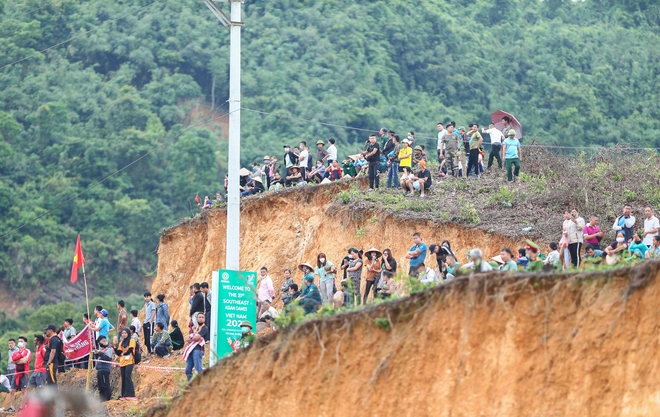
left=61, top=324, right=93, bottom=361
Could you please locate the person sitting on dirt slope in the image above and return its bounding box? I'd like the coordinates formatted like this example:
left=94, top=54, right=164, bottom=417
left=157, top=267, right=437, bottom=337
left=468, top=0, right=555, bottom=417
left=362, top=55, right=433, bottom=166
left=296, top=274, right=322, bottom=315
left=516, top=248, right=529, bottom=270
left=444, top=255, right=460, bottom=280
left=285, top=284, right=301, bottom=311
left=380, top=271, right=399, bottom=298
left=280, top=268, right=296, bottom=307
left=604, top=231, right=629, bottom=264
left=169, top=320, right=184, bottom=351
left=461, top=248, right=493, bottom=273
left=151, top=322, right=172, bottom=358
left=582, top=245, right=604, bottom=267
left=627, top=233, right=648, bottom=259
left=646, top=236, right=660, bottom=259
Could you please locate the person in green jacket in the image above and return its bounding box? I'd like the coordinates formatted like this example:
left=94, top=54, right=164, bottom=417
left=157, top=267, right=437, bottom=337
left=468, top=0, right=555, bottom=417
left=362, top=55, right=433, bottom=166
left=296, top=273, right=322, bottom=314
left=628, top=233, right=648, bottom=259
left=151, top=322, right=172, bottom=358
left=525, top=240, right=544, bottom=272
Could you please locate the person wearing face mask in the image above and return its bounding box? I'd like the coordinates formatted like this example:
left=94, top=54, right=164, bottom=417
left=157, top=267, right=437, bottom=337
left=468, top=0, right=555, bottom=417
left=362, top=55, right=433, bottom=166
left=184, top=313, right=209, bottom=381
left=8, top=336, right=31, bottom=412
left=93, top=336, right=114, bottom=402
left=229, top=321, right=256, bottom=352
left=605, top=231, right=629, bottom=265
left=314, top=253, right=336, bottom=305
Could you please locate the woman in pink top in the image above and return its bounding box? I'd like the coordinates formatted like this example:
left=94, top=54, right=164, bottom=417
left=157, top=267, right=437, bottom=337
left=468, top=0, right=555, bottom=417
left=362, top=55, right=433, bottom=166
left=583, top=216, right=603, bottom=250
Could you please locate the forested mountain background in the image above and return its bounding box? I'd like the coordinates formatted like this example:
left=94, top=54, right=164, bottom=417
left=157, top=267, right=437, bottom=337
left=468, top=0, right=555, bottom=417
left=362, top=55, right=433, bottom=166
left=0, top=0, right=659, bottom=304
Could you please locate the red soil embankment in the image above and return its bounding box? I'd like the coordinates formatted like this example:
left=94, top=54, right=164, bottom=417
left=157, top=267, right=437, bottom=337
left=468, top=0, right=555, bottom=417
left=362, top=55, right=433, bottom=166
left=150, top=261, right=660, bottom=417
left=151, top=182, right=522, bottom=324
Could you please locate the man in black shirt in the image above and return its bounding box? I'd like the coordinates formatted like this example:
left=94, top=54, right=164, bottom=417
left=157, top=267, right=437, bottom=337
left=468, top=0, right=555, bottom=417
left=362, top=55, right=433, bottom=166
left=44, top=324, right=61, bottom=389
left=360, top=134, right=381, bottom=190
left=189, top=283, right=205, bottom=326
left=402, top=160, right=432, bottom=198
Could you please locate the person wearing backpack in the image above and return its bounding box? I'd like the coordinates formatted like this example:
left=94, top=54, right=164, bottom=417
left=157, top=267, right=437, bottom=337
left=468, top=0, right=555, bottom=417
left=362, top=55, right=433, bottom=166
left=113, top=328, right=137, bottom=401
left=43, top=325, right=62, bottom=389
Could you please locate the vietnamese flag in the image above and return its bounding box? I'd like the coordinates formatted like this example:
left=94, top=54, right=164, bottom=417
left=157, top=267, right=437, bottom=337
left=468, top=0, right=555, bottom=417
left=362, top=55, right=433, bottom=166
left=195, top=193, right=200, bottom=203
left=70, top=235, right=86, bottom=284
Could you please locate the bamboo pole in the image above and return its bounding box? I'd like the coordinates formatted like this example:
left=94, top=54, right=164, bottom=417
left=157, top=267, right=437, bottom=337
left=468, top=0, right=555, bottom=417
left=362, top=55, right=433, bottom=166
left=82, top=263, right=93, bottom=392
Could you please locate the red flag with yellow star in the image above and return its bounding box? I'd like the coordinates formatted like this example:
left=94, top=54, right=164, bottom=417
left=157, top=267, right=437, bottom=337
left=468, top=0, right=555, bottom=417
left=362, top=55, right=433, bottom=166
left=70, top=235, right=86, bottom=283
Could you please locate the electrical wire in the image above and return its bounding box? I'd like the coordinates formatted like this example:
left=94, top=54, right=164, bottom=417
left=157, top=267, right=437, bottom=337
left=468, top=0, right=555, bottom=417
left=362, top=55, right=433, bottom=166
left=0, top=104, right=231, bottom=240
left=0, top=0, right=162, bottom=71
left=2, top=3, right=53, bottom=21
left=241, top=107, right=660, bottom=151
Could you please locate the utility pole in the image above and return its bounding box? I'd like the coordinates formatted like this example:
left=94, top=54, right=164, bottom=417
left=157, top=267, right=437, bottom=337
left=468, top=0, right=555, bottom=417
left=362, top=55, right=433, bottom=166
left=202, top=0, right=243, bottom=270
left=202, top=0, right=243, bottom=367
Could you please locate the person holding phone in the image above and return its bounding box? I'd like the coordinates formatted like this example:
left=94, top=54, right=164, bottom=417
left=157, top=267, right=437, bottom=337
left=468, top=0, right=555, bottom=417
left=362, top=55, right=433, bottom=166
left=565, top=209, right=585, bottom=267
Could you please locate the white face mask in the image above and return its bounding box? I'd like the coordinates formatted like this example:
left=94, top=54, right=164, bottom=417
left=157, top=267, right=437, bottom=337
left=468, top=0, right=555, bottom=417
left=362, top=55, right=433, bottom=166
left=616, top=237, right=625, bottom=243
left=319, top=258, right=326, bottom=263
left=407, top=136, right=413, bottom=140
left=285, top=147, right=290, bottom=152
left=17, top=342, right=24, bottom=349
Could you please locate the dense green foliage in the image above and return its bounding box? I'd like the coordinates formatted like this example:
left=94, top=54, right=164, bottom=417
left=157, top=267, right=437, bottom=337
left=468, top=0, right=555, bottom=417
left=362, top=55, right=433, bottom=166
left=0, top=0, right=659, bottom=302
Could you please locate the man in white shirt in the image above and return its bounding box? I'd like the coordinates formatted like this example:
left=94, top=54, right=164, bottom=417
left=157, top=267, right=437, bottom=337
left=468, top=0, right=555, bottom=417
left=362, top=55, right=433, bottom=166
left=482, top=123, right=504, bottom=169
left=258, top=300, right=279, bottom=320
left=418, top=262, right=439, bottom=284
left=643, top=207, right=660, bottom=246
left=327, top=138, right=338, bottom=165
left=298, top=144, right=309, bottom=178
left=436, top=122, right=445, bottom=165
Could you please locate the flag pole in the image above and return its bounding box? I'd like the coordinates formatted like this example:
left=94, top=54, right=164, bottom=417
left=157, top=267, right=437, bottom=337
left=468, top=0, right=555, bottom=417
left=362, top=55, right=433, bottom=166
left=82, top=263, right=93, bottom=392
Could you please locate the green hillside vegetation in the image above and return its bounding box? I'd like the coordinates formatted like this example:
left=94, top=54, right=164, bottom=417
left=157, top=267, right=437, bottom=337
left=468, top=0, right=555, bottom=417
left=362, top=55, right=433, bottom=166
left=1, top=0, right=659, bottom=303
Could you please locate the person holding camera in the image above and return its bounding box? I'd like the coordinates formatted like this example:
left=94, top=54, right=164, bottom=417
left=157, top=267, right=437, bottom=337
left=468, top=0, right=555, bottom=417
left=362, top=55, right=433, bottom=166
left=565, top=209, right=585, bottom=268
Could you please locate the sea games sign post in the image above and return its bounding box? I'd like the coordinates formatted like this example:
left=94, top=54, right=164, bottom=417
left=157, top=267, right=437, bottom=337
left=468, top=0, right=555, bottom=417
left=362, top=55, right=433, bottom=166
left=210, top=269, right=257, bottom=365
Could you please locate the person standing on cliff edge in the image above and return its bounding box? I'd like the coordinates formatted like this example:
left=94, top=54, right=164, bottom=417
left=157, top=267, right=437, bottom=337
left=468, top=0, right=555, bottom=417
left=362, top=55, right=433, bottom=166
left=406, top=233, right=428, bottom=277
left=257, top=267, right=275, bottom=308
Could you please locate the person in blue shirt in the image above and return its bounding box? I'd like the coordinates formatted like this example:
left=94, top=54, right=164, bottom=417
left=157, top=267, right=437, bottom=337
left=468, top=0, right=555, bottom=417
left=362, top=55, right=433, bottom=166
left=296, top=273, right=322, bottom=315
left=92, top=309, right=114, bottom=339
left=501, top=130, right=521, bottom=182
left=405, top=232, right=428, bottom=277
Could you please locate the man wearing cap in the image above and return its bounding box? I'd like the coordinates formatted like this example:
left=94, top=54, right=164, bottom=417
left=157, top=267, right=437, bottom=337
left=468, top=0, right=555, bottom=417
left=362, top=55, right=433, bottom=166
left=91, top=309, right=114, bottom=342
left=296, top=273, right=322, bottom=314
left=525, top=241, right=544, bottom=271
left=44, top=324, right=62, bottom=388
left=360, top=134, right=381, bottom=190
left=466, top=124, right=483, bottom=178
left=315, top=140, right=329, bottom=166
left=482, top=123, right=504, bottom=169
left=234, top=321, right=256, bottom=350
left=283, top=145, right=299, bottom=186
left=502, top=129, right=522, bottom=182
left=412, top=146, right=427, bottom=168
left=378, top=128, right=388, bottom=148
left=440, top=123, right=460, bottom=177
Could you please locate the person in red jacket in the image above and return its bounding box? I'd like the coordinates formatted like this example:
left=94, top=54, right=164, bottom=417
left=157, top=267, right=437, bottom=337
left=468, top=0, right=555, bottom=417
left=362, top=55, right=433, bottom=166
left=8, top=336, right=31, bottom=412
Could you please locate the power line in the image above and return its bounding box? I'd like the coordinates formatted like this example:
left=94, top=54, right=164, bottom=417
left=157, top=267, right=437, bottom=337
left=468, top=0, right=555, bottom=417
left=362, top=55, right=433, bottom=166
left=0, top=0, right=161, bottom=71
left=241, top=107, right=660, bottom=151
left=0, top=105, right=230, bottom=240
left=3, top=3, right=53, bottom=21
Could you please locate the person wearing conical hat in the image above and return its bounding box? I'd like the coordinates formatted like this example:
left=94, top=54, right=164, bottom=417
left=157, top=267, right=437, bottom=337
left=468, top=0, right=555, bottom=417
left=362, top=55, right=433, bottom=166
left=286, top=165, right=303, bottom=186
left=363, top=248, right=382, bottom=304
left=525, top=240, right=544, bottom=272
left=283, top=144, right=299, bottom=186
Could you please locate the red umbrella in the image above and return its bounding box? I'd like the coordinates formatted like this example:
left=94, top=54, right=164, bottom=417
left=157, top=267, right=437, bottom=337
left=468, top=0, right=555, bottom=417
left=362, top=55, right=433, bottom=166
left=490, top=110, right=522, bottom=139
